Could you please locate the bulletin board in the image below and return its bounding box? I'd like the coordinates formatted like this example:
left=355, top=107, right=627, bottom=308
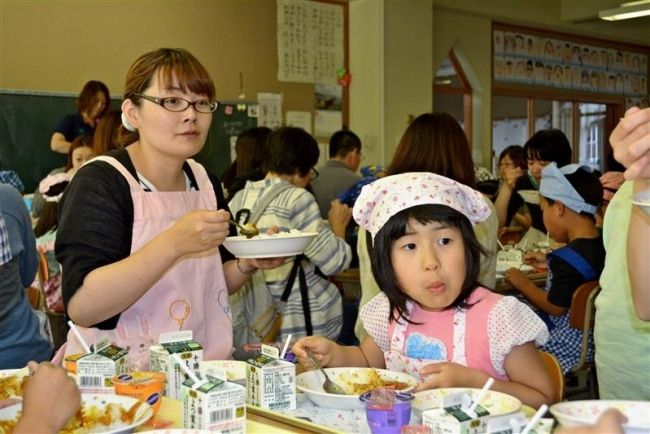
left=492, top=22, right=650, bottom=108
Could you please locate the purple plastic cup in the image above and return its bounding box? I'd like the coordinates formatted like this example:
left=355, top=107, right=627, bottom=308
left=360, top=391, right=414, bottom=434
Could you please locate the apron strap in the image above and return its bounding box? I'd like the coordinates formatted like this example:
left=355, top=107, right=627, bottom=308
left=91, top=156, right=142, bottom=191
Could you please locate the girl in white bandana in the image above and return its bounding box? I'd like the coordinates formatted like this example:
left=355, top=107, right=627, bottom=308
left=293, top=172, right=555, bottom=409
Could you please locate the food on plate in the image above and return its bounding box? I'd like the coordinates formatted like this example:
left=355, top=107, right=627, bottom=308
left=244, top=228, right=305, bottom=240
left=0, top=374, right=28, bottom=399
left=0, top=399, right=145, bottom=433
left=339, top=369, right=410, bottom=395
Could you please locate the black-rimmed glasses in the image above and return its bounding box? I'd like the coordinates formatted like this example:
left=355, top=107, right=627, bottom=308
left=135, top=93, right=219, bottom=113
left=310, top=167, right=319, bottom=180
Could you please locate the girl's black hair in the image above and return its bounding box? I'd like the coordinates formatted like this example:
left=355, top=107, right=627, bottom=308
left=370, top=204, right=485, bottom=324
left=524, top=129, right=572, bottom=166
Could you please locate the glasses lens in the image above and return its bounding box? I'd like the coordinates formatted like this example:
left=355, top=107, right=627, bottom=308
left=195, top=100, right=218, bottom=113
left=311, top=168, right=319, bottom=180
left=162, top=97, right=190, bottom=112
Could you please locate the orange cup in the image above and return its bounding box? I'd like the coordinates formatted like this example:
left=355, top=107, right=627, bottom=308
left=112, top=372, right=166, bottom=415
left=63, top=353, right=85, bottom=374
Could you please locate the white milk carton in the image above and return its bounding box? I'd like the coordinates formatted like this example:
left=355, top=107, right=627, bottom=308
left=76, top=335, right=128, bottom=394
left=246, top=345, right=296, bottom=411
left=181, top=375, right=246, bottom=433
left=149, top=330, right=203, bottom=399
left=422, top=391, right=491, bottom=434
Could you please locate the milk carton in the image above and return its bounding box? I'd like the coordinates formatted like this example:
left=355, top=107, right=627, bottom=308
left=422, top=391, right=491, bottom=434
left=76, top=336, right=128, bottom=394
left=181, top=375, right=246, bottom=433
left=149, top=330, right=203, bottom=399
left=246, top=345, right=296, bottom=410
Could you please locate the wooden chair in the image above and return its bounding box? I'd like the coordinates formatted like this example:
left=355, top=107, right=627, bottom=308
left=565, top=280, right=600, bottom=398
left=540, top=350, right=564, bottom=403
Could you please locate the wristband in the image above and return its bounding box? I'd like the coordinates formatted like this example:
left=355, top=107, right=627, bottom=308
left=236, top=258, right=256, bottom=274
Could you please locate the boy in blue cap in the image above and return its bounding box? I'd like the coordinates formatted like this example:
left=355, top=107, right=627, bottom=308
left=505, top=163, right=605, bottom=374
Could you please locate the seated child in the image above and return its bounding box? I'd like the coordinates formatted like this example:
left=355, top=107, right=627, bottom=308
left=293, top=172, right=555, bottom=409
left=505, top=163, right=605, bottom=374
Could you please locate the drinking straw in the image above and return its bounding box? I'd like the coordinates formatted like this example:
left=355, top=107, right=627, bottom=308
left=497, top=238, right=505, bottom=251
left=468, top=377, right=494, bottom=414
left=67, top=320, right=91, bottom=354
left=520, top=404, right=548, bottom=434
left=280, top=333, right=292, bottom=360
left=172, top=353, right=204, bottom=386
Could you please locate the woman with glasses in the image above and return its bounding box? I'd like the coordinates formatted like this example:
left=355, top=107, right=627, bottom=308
left=228, top=127, right=353, bottom=354
left=54, top=48, right=283, bottom=369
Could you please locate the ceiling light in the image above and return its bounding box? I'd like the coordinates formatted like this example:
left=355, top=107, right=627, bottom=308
left=599, top=0, right=650, bottom=21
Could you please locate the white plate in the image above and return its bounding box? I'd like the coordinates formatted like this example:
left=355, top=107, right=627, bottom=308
left=296, top=367, right=418, bottom=410
left=0, top=393, right=153, bottom=433
left=0, top=368, right=29, bottom=399
left=223, top=231, right=318, bottom=258
left=200, top=360, right=247, bottom=384
left=550, top=400, right=650, bottom=434
left=412, top=388, right=522, bottom=420
left=632, top=189, right=650, bottom=218
left=518, top=189, right=541, bottom=204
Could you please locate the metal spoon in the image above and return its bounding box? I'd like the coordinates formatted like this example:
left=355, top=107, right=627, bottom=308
left=306, top=349, right=349, bottom=395
left=229, top=219, right=260, bottom=238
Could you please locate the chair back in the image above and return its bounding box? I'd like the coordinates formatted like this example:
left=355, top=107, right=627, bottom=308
left=568, top=280, right=600, bottom=372
left=540, top=350, right=564, bottom=403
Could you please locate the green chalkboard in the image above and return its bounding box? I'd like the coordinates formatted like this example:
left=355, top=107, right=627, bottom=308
left=0, top=91, right=256, bottom=193
left=195, top=101, right=258, bottom=178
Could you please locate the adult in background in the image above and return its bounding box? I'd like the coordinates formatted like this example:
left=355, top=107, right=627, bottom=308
left=225, top=126, right=272, bottom=201
left=594, top=106, right=650, bottom=400
left=354, top=112, right=498, bottom=342
left=50, top=80, right=110, bottom=154
left=93, top=110, right=131, bottom=156
left=0, top=184, right=53, bottom=369
left=311, top=129, right=362, bottom=218
left=55, top=48, right=282, bottom=370
left=495, top=129, right=572, bottom=233
left=229, top=127, right=352, bottom=348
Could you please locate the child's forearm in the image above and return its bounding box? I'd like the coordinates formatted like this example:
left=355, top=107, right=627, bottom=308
left=490, top=378, right=553, bottom=409
left=327, top=345, right=373, bottom=368
left=516, top=281, right=565, bottom=316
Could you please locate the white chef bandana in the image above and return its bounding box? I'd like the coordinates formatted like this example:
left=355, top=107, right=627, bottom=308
left=539, top=163, right=598, bottom=215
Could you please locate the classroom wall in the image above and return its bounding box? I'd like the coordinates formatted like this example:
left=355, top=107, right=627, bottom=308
left=0, top=0, right=314, bottom=124
left=432, top=0, right=650, bottom=166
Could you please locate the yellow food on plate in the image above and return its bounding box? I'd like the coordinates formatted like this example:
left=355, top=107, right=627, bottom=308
left=0, top=374, right=28, bottom=399
left=340, top=368, right=410, bottom=395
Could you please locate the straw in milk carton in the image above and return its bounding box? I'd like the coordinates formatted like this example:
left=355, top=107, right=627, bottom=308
left=76, top=335, right=128, bottom=394
left=180, top=361, right=246, bottom=433
left=246, top=344, right=296, bottom=411
left=149, top=330, right=203, bottom=399
left=423, top=378, right=495, bottom=434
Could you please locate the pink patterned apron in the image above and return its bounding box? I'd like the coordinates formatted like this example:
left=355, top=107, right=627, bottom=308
left=60, top=156, right=233, bottom=370
left=384, top=301, right=467, bottom=381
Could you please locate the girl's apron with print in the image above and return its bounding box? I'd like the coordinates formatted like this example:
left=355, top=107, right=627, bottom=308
left=384, top=299, right=508, bottom=382
left=61, top=156, right=232, bottom=370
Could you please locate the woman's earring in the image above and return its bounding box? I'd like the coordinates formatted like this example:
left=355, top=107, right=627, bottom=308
left=121, top=112, right=136, bottom=132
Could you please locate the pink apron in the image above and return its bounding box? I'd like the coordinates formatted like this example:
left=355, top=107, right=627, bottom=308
left=384, top=294, right=508, bottom=382
left=384, top=302, right=468, bottom=381
left=61, top=156, right=233, bottom=370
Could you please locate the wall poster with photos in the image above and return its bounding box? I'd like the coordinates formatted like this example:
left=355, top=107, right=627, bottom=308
left=493, top=23, right=649, bottom=109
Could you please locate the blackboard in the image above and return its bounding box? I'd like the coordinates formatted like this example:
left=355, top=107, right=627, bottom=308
left=0, top=91, right=256, bottom=193
left=195, top=101, right=258, bottom=178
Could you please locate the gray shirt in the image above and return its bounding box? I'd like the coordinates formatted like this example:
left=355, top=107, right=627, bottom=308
left=311, top=159, right=360, bottom=218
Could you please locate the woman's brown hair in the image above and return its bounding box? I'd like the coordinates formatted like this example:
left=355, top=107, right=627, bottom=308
left=76, top=80, right=110, bottom=116
left=387, top=112, right=476, bottom=188
left=93, top=110, right=133, bottom=155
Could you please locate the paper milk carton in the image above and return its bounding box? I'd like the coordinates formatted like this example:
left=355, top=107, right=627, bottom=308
left=76, top=335, right=128, bottom=394
left=246, top=345, right=296, bottom=411
left=422, top=391, right=491, bottom=434
left=149, top=330, right=203, bottom=399
left=181, top=375, right=246, bottom=433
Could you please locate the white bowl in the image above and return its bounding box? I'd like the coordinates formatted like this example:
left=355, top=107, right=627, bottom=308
left=412, top=388, right=522, bottom=420
left=518, top=189, right=541, bottom=204
left=550, top=400, right=650, bottom=433
left=0, top=393, right=153, bottom=433
left=296, top=367, right=418, bottom=410
left=632, top=189, right=650, bottom=218
left=223, top=231, right=318, bottom=258
left=200, top=360, right=247, bottom=384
